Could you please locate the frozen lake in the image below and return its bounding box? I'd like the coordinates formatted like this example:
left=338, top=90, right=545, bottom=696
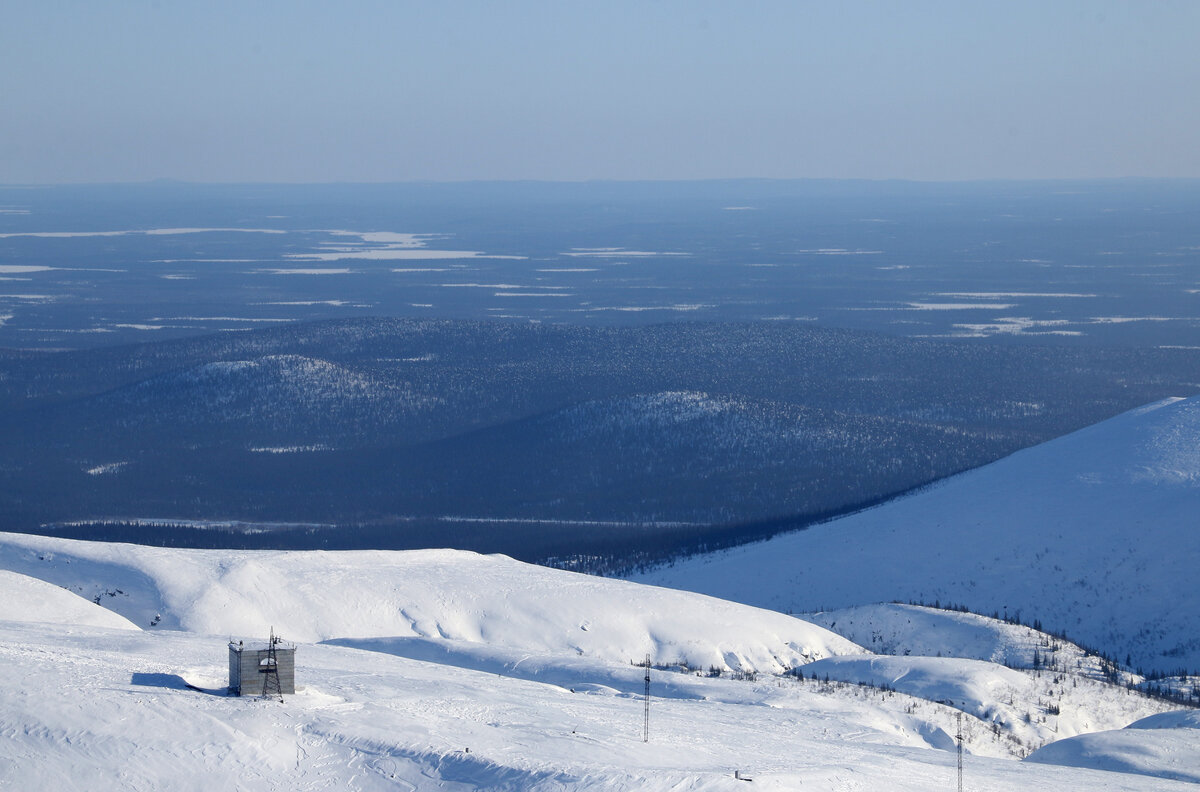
left=2, top=179, right=1198, bottom=349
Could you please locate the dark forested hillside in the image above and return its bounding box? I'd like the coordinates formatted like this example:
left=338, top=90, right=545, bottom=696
left=2, top=317, right=1198, bottom=563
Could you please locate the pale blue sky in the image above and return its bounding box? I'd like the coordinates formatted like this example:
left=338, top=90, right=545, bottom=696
left=2, top=1, right=1197, bottom=183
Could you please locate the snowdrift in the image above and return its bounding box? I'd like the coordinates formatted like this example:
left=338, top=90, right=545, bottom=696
left=1026, top=712, right=1200, bottom=784
left=0, top=569, right=139, bottom=631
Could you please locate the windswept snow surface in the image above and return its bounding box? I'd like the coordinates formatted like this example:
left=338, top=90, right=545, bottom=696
left=2, top=621, right=1188, bottom=792
left=1027, top=710, right=1200, bottom=784
left=803, top=654, right=1172, bottom=750
left=0, top=569, right=139, bottom=630
left=635, top=396, right=1200, bottom=673
left=0, top=535, right=859, bottom=673
left=0, top=540, right=1190, bottom=790
left=1128, top=710, right=1200, bottom=730
left=807, top=603, right=1125, bottom=681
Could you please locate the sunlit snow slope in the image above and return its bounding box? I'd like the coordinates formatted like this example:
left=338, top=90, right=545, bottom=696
left=0, top=569, right=139, bottom=630
left=634, top=396, right=1200, bottom=673
left=0, top=537, right=860, bottom=673
left=1027, top=711, right=1200, bottom=784
left=0, top=546, right=1191, bottom=791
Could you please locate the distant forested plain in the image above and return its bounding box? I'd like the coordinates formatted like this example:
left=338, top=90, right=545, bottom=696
left=1, top=181, right=1199, bottom=568
left=2, top=318, right=1198, bottom=568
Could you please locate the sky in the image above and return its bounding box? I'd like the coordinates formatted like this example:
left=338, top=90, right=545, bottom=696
left=2, top=1, right=1198, bottom=184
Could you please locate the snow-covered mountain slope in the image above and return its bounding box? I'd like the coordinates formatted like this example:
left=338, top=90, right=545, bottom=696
left=329, top=632, right=1175, bottom=758
left=1128, top=710, right=1200, bottom=730
left=802, top=654, right=1173, bottom=752
left=3, top=617, right=1193, bottom=792
left=1026, top=710, right=1200, bottom=784
left=0, top=569, right=139, bottom=631
left=0, top=534, right=861, bottom=673
left=807, top=603, right=1125, bottom=681
left=634, top=396, right=1200, bottom=673
left=2, top=538, right=1191, bottom=789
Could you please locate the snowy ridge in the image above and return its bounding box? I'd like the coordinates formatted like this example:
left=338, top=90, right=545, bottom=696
left=0, top=535, right=859, bottom=673
left=1027, top=712, right=1200, bottom=785
left=802, top=654, right=1170, bottom=751
left=0, top=569, right=139, bottom=631
left=0, top=535, right=1193, bottom=789
left=635, top=396, right=1200, bottom=673
left=806, top=603, right=1125, bottom=681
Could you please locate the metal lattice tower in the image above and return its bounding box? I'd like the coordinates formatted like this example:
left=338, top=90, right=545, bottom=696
left=642, top=654, right=651, bottom=743
left=261, top=627, right=284, bottom=703
left=956, top=711, right=963, bottom=792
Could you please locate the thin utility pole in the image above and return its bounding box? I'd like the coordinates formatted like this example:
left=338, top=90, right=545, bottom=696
left=956, top=711, right=963, bottom=792
left=642, top=654, right=651, bottom=743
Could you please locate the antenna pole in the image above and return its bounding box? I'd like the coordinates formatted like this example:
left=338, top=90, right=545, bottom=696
left=956, top=711, right=963, bottom=792
left=642, top=654, right=651, bottom=743
left=261, top=627, right=283, bottom=703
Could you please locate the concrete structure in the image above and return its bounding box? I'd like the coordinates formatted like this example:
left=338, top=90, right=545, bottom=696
left=228, top=637, right=295, bottom=696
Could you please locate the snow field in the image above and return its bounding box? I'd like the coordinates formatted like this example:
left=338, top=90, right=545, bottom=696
left=6, top=389, right=1200, bottom=792
left=2, top=618, right=1194, bottom=792
left=802, top=654, right=1175, bottom=753
left=2, top=536, right=1196, bottom=788
left=635, top=396, right=1200, bottom=673
left=0, top=569, right=139, bottom=631
left=0, top=536, right=860, bottom=673
left=807, top=603, right=1137, bottom=683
